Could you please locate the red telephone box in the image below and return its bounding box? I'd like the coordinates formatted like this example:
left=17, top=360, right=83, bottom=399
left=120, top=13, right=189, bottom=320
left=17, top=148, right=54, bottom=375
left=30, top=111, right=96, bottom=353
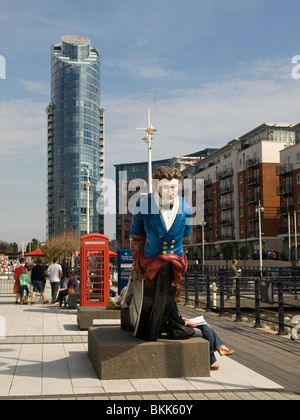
left=80, top=234, right=110, bottom=307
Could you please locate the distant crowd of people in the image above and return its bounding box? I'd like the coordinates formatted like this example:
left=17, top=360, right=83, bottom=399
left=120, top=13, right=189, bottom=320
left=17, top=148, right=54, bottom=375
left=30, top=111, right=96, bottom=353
left=12, top=257, right=78, bottom=307
left=253, top=250, right=280, bottom=260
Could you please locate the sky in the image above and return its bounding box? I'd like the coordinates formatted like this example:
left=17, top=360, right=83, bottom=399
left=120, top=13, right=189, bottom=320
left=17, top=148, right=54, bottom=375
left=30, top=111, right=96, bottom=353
left=1, top=0, right=300, bottom=246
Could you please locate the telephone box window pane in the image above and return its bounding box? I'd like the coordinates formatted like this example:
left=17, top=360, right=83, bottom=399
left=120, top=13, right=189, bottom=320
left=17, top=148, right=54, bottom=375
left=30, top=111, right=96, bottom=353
left=86, top=250, right=105, bottom=303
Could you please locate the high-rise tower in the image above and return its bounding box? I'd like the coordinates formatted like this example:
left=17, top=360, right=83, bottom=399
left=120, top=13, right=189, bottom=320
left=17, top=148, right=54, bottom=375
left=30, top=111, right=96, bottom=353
left=47, top=35, right=104, bottom=239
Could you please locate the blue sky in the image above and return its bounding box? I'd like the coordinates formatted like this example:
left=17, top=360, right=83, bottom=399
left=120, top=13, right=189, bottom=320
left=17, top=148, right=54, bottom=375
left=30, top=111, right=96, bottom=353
left=1, top=0, right=300, bottom=245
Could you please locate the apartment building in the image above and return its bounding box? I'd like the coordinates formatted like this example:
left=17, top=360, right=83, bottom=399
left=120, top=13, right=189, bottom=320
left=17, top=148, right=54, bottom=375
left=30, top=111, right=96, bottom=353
left=182, top=123, right=296, bottom=261
left=47, top=35, right=104, bottom=239
left=277, top=124, right=300, bottom=259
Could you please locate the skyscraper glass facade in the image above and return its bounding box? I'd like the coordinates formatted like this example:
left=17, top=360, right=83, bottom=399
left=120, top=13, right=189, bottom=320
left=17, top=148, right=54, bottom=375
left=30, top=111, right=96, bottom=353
left=47, top=35, right=104, bottom=239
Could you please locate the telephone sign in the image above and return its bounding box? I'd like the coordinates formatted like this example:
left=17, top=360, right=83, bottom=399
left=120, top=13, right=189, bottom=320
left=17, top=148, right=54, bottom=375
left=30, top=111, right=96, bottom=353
left=80, top=234, right=109, bottom=307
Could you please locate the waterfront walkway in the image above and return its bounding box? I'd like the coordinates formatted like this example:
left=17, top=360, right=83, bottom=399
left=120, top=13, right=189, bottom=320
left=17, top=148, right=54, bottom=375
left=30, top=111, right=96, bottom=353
left=0, top=291, right=299, bottom=400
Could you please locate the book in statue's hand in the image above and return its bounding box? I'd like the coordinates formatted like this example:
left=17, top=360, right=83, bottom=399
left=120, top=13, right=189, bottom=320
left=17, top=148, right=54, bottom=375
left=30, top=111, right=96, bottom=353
left=189, top=316, right=207, bottom=326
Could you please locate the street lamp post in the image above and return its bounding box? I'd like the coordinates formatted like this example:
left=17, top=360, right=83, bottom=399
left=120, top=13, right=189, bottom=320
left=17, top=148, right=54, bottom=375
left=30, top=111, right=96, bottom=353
left=136, top=109, right=157, bottom=194
left=294, top=211, right=298, bottom=263
left=288, top=212, right=291, bottom=262
left=256, top=201, right=264, bottom=275
left=85, top=170, right=91, bottom=234
left=200, top=218, right=206, bottom=272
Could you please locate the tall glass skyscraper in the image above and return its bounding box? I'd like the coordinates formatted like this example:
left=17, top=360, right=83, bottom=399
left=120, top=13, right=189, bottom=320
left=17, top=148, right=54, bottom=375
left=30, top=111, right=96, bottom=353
left=47, top=35, right=104, bottom=239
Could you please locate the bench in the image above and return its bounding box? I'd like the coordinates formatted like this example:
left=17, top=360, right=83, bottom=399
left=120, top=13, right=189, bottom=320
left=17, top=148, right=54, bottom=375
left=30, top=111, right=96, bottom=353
left=67, top=292, right=80, bottom=309
left=77, top=306, right=120, bottom=330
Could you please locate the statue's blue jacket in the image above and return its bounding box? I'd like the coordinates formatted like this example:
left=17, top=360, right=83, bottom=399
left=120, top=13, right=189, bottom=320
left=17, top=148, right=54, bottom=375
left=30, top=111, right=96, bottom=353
left=131, top=194, right=193, bottom=258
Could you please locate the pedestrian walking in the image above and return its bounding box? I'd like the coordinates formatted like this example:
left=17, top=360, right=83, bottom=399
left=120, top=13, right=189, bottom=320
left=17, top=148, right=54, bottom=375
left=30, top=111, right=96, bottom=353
left=30, top=258, right=49, bottom=305
left=46, top=257, right=62, bottom=303
left=13, top=257, right=26, bottom=304
left=19, top=267, right=31, bottom=305
left=227, top=259, right=242, bottom=299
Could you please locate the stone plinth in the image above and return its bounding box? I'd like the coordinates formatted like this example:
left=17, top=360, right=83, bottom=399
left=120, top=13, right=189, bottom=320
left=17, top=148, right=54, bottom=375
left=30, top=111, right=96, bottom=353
left=88, top=326, right=210, bottom=380
left=77, top=307, right=120, bottom=330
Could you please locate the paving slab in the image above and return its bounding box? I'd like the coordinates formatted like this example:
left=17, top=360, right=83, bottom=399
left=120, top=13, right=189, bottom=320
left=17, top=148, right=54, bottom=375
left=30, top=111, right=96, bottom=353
left=0, top=294, right=298, bottom=400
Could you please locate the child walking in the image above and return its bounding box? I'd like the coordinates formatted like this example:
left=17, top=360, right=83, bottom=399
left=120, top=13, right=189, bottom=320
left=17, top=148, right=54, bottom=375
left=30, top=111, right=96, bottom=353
left=19, top=267, right=31, bottom=305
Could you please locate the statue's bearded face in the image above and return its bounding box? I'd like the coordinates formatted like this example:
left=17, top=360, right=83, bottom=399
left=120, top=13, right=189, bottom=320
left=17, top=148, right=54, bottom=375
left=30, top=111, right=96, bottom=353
left=157, top=178, right=179, bottom=206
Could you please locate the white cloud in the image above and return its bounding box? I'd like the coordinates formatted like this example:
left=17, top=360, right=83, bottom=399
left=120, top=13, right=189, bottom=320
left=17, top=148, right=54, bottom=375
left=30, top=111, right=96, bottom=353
left=232, top=57, right=292, bottom=82
left=104, top=60, right=300, bottom=174
left=18, top=79, right=50, bottom=96
left=0, top=99, right=47, bottom=157
left=117, top=57, right=185, bottom=81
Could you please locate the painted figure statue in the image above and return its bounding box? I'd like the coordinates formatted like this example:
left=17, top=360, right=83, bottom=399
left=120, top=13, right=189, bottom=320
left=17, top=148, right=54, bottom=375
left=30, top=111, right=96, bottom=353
left=121, top=166, right=193, bottom=341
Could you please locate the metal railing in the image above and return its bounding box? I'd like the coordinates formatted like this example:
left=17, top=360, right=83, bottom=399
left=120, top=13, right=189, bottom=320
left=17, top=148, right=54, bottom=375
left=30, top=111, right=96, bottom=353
left=182, top=271, right=300, bottom=338
left=0, top=273, right=16, bottom=297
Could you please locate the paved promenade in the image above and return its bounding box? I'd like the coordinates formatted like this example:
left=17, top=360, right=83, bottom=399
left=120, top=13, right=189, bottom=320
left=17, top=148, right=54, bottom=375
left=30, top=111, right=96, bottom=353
left=0, top=287, right=299, bottom=400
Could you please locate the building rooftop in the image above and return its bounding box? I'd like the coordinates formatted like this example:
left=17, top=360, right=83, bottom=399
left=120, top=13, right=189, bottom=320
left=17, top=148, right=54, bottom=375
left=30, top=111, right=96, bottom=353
left=52, top=34, right=100, bottom=66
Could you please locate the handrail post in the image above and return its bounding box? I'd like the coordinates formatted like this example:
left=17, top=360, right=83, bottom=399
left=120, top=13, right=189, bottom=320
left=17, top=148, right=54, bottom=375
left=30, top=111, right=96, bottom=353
left=235, top=277, right=242, bottom=322
left=277, top=279, right=285, bottom=335
left=219, top=276, right=225, bottom=317
left=254, top=277, right=262, bottom=328
left=206, top=274, right=211, bottom=312
left=184, top=272, right=189, bottom=305
left=194, top=273, right=199, bottom=308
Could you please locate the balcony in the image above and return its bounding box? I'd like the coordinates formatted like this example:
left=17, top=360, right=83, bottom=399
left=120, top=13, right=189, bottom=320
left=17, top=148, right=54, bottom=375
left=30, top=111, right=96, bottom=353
left=248, top=230, right=258, bottom=238
left=204, top=207, right=212, bottom=216
left=220, top=201, right=234, bottom=211
left=219, top=218, right=235, bottom=226
left=277, top=185, right=293, bottom=196
left=276, top=163, right=293, bottom=176
left=246, top=157, right=260, bottom=169
left=219, top=233, right=235, bottom=241
left=247, top=176, right=260, bottom=186
left=248, top=213, right=259, bottom=222
left=204, top=179, right=212, bottom=187
left=196, top=222, right=213, bottom=231
left=204, top=191, right=212, bottom=201
left=247, top=194, right=259, bottom=204
left=217, top=168, right=234, bottom=180
left=277, top=205, right=294, bottom=216
left=219, top=184, right=234, bottom=195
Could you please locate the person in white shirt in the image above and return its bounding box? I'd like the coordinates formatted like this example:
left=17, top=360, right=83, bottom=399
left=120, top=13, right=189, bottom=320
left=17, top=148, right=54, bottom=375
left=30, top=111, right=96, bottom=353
left=46, top=257, right=62, bottom=303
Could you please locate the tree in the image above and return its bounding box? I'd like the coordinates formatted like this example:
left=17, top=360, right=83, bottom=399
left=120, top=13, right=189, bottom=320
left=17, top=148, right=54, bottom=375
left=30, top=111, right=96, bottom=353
left=26, top=238, right=40, bottom=253
left=10, top=242, right=19, bottom=253
left=42, top=232, right=80, bottom=263
left=239, top=245, right=250, bottom=270
left=0, top=241, right=13, bottom=254
left=41, top=246, right=57, bottom=264
left=220, top=242, right=235, bottom=272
